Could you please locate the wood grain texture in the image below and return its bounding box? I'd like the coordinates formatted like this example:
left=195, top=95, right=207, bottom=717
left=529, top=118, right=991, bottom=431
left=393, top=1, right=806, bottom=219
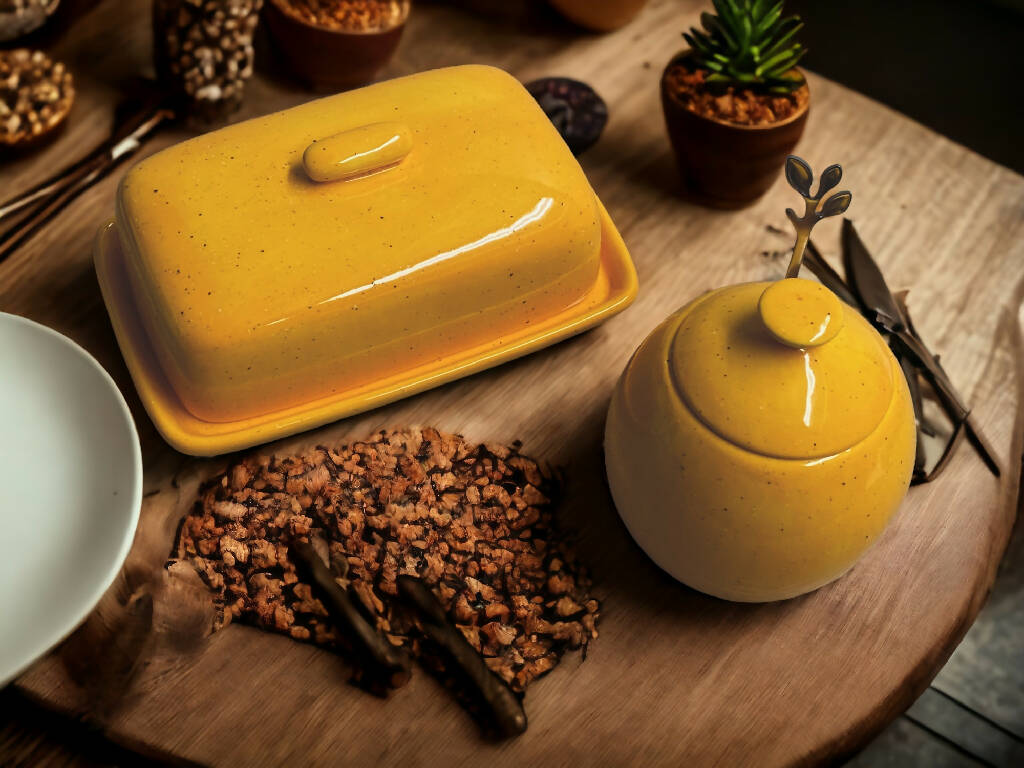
left=2, top=0, right=1023, bottom=766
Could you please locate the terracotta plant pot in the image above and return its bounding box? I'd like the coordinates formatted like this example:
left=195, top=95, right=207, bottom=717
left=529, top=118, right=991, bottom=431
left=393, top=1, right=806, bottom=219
left=549, top=0, right=647, bottom=32
left=263, top=0, right=408, bottom=92
left=661, top=51, right=809, bottom=209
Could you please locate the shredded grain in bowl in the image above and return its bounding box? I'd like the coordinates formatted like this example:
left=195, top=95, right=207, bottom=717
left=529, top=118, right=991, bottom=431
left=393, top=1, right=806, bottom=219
left=174, top=428, right=600, bottom=692
left=273, top=0, right=408, bottom=32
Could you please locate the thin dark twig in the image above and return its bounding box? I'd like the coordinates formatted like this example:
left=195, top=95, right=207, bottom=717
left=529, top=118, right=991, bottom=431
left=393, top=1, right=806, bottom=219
left=0, top=102, right=173, bottom=267
left=290, top=540, right=411, bottom=692
left=396, top=575, right=527, bottom=739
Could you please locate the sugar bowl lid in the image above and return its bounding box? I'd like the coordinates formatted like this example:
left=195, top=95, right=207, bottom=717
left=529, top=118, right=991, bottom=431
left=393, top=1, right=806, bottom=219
left=669, top=156, right=898, bottom=460
left=669, top=278, right=895, bottom=459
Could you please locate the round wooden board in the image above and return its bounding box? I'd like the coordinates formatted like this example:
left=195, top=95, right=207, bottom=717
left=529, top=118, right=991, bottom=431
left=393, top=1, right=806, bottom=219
left=4, top=1, right=1022, bottom=766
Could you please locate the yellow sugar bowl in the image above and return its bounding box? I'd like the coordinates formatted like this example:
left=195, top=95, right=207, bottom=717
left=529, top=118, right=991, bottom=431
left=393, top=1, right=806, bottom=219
left=605, top=160, right=916, bottom=602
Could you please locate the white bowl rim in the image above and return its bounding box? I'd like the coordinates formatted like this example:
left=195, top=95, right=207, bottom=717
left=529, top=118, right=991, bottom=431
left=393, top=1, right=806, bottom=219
left=0, top=311, right=143, bottom=687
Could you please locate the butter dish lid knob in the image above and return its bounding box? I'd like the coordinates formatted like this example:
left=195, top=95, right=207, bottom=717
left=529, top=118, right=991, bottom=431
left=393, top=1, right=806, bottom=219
left=303, top=121, right=413, bottom=183
left=758, top=278, right=845, bottom=348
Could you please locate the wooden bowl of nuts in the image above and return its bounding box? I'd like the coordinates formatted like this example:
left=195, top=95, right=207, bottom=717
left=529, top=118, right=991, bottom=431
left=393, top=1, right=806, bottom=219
left=0, top=48, right=74, bottom=154
left=263, top=0, right=409, bottom=91
left=0, top=0, right=60, bottom=43
left=152, top=0, right=262, bottom=122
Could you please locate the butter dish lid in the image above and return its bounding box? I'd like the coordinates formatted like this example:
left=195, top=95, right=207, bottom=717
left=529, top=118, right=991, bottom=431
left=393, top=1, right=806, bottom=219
left=112, top=65, right=611, bottom=426
left=98, top=64, right=639, bottom=453
left=117, top=64, right=599, bottom=345
left=669, top=279, right=896, bottom=460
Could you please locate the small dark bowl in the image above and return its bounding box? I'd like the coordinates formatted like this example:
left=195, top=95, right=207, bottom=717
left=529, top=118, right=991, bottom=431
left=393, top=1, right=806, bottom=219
left=263, top=0, right=409, bottom=92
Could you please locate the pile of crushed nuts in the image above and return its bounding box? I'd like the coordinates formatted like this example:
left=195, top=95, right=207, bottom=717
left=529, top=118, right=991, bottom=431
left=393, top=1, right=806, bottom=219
left=152, top=0, right=262, bottom=118
left=175, top=428, right=600, bottom=692
left=0, top=48, right=73, bottom=148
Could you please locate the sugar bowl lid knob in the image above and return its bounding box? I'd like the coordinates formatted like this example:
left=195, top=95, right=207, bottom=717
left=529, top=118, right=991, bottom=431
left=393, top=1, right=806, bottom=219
left=758, top=278, right=844, bottom=348
left=757, top=155, right=854, bottom=347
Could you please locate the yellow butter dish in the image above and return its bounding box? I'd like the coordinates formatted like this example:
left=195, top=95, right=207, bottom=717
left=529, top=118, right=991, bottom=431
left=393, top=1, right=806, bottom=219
left=95, top=65, right=637, bottom=456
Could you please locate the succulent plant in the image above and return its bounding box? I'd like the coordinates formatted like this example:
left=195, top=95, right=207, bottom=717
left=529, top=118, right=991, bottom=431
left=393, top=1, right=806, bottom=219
left=684, top=0, right=806, bottom=93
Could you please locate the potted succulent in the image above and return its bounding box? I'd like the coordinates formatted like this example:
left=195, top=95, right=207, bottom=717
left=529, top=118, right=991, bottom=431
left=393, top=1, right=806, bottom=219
left=662, top=0, right=809, bottom=208
left=548, top=0, right=648, bottom=32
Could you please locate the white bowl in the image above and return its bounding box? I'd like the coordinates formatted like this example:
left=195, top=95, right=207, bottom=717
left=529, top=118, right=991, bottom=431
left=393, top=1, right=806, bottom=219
left=0, top=312, right=142, bottom=685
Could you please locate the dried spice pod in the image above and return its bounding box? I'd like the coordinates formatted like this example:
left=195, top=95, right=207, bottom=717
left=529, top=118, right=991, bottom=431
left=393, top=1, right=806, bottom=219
left=263, top=0, right=409, bottom=91
left=152, top=0, right=262, bottom=122
left=291, top=539, right=412, bottom=691
left=525, top=77, right=607, bottom=156
left=397, top=576, right=527, bottom=739
left=0, top=0, right=59, bottom=43
left=0, top=48, right=73, bottom=152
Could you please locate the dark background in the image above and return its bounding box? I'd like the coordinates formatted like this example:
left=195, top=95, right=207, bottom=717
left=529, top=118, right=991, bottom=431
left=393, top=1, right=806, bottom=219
left=789, top=0, right=1024, bottom=174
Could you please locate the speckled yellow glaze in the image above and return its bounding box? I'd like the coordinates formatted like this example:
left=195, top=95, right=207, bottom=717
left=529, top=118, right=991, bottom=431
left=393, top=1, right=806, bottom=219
left=605, top=279, right=916, bottom=602
left=97, top=65, right=637, bottom=455
left=759, top=277, right=844, bottom=348
left=116, top=65, right=602, bottom=423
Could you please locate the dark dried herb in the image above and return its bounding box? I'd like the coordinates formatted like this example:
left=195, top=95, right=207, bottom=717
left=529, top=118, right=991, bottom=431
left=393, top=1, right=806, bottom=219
left=525, top=77, right=608, bottom=156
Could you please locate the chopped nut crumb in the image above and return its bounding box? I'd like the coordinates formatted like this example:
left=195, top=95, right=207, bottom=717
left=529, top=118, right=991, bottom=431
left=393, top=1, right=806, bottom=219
left=174, top=428, right=600, bottom=692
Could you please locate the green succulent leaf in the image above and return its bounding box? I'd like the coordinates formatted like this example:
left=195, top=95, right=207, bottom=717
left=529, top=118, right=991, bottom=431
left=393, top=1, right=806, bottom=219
left=685, top=0, right=805, bottom=93
left=702, top=12, right=739, bottom=51
left=756, top=45, right=801, bottom=77
left=754, top=2, right=784, bottom=38
left=760, top=19, right=803, bottom=61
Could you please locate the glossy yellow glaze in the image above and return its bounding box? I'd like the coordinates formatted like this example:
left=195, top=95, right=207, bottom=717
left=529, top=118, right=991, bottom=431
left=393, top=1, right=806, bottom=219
left=671, top=282, right=895, bottom=459
left=759, top=277, right=844, bottom=348
left=96, top=203, right=637, bottom=456
left=302, top=122, right=413, bottom=183
left=113, top=65, right=606, bottom=423
left=605, top=281, right=916, bottom=602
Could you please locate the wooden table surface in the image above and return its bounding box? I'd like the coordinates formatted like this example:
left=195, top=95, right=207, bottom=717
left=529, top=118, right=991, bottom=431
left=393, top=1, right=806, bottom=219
left=2, top=1, right=1023, bottom=766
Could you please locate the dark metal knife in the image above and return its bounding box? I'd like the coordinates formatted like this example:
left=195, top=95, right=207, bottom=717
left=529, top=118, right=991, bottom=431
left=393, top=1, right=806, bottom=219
left=841, top=219, right=1000, bottom=478
left=841, top=219, right=907, bottom=332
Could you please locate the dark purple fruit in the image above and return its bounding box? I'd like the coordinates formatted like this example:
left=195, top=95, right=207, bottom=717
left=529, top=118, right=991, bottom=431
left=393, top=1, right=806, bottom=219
left=525, top=77, right=608, bottom=156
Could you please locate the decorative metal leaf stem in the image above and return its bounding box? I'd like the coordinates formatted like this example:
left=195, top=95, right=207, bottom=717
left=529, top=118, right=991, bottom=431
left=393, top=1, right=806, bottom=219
left=783, top=155, right=853, bottom=278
